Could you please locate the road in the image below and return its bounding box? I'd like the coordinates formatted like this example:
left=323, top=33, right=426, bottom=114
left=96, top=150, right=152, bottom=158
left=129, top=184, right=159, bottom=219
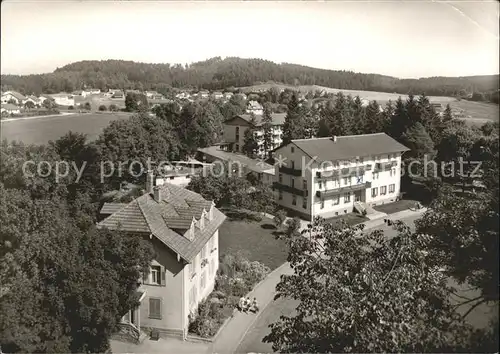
left=235, top=213, right=498, bottom=353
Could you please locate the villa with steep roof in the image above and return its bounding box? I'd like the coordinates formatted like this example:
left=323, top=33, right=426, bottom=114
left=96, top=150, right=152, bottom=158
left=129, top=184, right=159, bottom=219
left=98, top=173, right=226, bottom=340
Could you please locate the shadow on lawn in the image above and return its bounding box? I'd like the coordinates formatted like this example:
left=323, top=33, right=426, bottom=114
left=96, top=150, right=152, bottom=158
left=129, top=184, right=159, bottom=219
left=222, top=208, right=262, bottom=222
left=261, top=223, right=276, bottom=230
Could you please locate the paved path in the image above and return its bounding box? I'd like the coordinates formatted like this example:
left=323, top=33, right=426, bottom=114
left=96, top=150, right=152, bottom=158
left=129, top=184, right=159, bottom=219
left=212, top=208, right=428, bottom=354
left=209, top=262, right=294, bottom=354
left=0, top=111, right=76, bottom=123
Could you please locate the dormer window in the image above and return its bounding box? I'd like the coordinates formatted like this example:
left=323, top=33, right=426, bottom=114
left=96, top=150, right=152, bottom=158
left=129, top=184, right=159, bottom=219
left=199, top=214, right=205, bottom=230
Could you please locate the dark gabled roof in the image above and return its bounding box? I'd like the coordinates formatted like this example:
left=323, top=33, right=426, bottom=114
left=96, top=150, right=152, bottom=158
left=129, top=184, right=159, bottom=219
left=285, top=133, right=409, bottom=162
left=228, top=113, right=286, bottom=127
left=101, top=203, right=127, bottom=214
left=97, top=183, right=225, bottom=262
left=2, top=91, right=26, bottom=101
left=197, top=146, right=275, bottom=174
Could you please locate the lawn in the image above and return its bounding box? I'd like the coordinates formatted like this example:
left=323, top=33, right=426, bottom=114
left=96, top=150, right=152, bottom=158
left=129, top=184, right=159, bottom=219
left=373, top=199, right=418, bottom=214
left=218, top=209, right=289, bottom=271
left=0, top=112, right=133, bottom=145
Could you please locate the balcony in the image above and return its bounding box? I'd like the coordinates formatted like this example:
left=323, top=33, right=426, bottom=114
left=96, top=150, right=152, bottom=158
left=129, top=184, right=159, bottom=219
left=279, top=166, right=302, bottom=177
left=273, top=182, right=307, bottom=197
left=316, top=166, right=365, bottom=180
left=315, top=181, right=372, bottom=198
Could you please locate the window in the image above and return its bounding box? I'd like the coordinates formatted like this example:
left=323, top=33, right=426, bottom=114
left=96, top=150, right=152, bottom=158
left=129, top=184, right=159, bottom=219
left=302, top=197, right=307, bottom=209
left=291, top=160, right=295, bottom=169
left=151, top=265, right=161, bottom=285
left=372, top=187, right=378, bottom=198
left=381, top=186, right=387, bottom=195
left=318, top=181, right=322, bottom=189
left=279, top=173, right=283, bottom=183
left=200, top=271, right=206, bottom=290
left=389, top=184, right=395, bottom=193
left=303, top=180, right=307, bottom=191
left=292, top=195, right=297, bottom=206
left=320, top=199, right=324, bottom=209
left=333, top=195, right=340, bottom=205
left=209, top=235, right=214, bottom=251
left=372, top=172, right=379, bottom=180
left=189, top=286, right=197, bottom=306
left=390, top=167, right=396, bottom=177
left=279, top=190, right=283, bottom=200
left=190, top=257, right=197, bottom=278
left=333, top=179, right=339, bottom=187
left=149, top=298, right=162, bottom=319
left=344, top=192, right=350, bottom=203
left=356, top=175, right=364, bottom=184
left=291, top=146, right=295, bottom=153
left=291, top=178, right=295, bottom=188
left=344, top=177, right=350, bottom=185
left=335, top=212, right=338, bottom=216
left=235, top=144, right=239, bottom=151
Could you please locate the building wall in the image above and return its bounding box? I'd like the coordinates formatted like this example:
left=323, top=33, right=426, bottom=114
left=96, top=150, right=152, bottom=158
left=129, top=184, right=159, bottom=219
left=140, top=230, right=220, bottom=338
left=156, top=176, right=191, bottom=188
left=183, top=230, right=219, bottom=333
left=138, top=237, right=185, bottom=335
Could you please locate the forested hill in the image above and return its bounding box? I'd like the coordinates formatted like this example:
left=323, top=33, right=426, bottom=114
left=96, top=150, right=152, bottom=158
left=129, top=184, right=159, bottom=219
left=1, top=57, right=498, bottom=99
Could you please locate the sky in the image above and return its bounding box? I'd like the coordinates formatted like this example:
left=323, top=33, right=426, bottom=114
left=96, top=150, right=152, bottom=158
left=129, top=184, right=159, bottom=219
left=1, top=0, right=499, bottom=78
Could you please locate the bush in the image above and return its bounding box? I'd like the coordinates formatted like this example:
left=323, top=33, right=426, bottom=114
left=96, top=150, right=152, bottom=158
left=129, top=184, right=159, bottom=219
left=273, top=209, right=287, bottom=229
left=109, top=104, right=118, bottom=112
left=99, top=105, right=107, bottom=111
left=188, top=254, right=270, bottom=338
left=68, top=105, right=74, bottom=110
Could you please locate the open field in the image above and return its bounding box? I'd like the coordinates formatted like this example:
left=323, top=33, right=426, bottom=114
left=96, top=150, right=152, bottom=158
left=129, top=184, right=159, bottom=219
left=1, top=112, right=133, bottom=145
left=239, top=83, right=499, bottom=124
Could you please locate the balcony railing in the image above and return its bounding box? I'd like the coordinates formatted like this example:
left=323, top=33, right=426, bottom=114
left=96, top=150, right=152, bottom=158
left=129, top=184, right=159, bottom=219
left=273, top=182, right=307, bottom=197
left=279, top=166, right=302, bottom=177
left=316, top=166, right=365, bottom=180
left=316, top=181, right=372, bottom=198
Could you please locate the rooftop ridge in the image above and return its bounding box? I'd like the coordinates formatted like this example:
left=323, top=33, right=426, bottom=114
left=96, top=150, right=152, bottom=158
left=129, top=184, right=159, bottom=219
left=292, top=132, right=386, bottom=142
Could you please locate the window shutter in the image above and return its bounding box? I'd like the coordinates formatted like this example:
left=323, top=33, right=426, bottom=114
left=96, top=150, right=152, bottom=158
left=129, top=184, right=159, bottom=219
left=161, top=267, right=166, bottom=286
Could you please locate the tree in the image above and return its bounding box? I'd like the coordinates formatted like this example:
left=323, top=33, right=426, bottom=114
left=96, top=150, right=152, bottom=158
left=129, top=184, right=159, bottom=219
left=364, top=100, right=383, bottom=133
left=24, top=101, right=35, bottom=111
left=42, top=98, right=57, bottom=111
left=263, top=217, right=470, bottom=353
left=402, top=122, right=435, bottom=158
left=83, top=102, right=91, bottom=111
left=242, top=114, right=259, bottom=158
left=109, top=104, right=118, bottom=112
left=125, top=92, right=148, bottom=112
left=98, top=104, right=107, bottom=111
left=0, top=185, right=154, bottom=353
left=282, top=93, right=309, bottom=143
left=273, top=209, right=287, bottom=229
left=261, top=102, right=274, bottom=153
left=416, top=189, right=498, bottom=309
left=443, top=103, right=453, bottom=122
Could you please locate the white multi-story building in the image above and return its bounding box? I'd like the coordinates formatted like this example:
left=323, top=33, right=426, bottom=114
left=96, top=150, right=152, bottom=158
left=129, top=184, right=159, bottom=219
left=273, top=133, right=409, bottom=220
left=222, top=113, right=286, bottom=158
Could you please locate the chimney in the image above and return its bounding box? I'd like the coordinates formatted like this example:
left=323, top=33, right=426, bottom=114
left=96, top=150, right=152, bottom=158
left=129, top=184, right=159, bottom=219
left=146, top=170, right=154, bottom=194
left=153, top=186, right=162, bottom=202
left=332, top=135, right=337, bottom=143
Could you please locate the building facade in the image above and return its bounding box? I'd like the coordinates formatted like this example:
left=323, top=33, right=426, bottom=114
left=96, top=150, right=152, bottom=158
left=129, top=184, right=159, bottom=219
left=98, top=178, right=226, bottom=340
left=273, top=133, right=409, bottom=220
left=223, top=113, right=286, bottom=158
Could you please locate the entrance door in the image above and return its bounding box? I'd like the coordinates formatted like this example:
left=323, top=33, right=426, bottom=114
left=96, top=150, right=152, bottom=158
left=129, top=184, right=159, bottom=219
left=355, top=191, right=362, bottom=202
left=130, top=309, right=135, bottom=325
